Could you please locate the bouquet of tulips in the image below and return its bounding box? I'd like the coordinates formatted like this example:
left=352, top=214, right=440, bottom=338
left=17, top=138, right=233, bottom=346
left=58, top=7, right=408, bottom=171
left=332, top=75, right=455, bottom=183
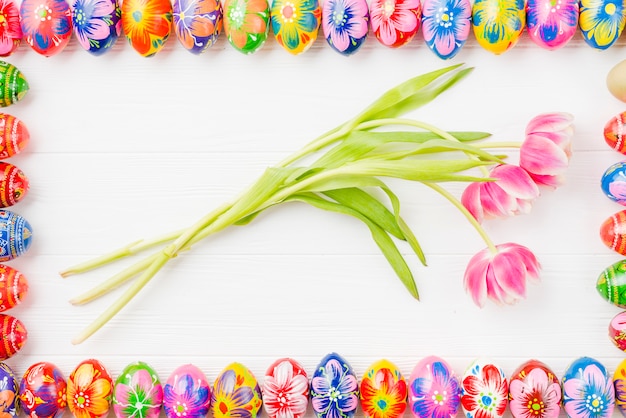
left=61, top=64, right=574, bottom=344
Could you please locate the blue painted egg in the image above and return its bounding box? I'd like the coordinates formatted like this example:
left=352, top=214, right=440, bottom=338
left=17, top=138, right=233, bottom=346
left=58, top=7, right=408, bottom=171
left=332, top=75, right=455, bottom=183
left=19, top=362, right=67, bottom=418
left=311, top=353, right=359, bottom=418
left=71, top=0, right=121, bottom=55
left=422, top=0, right=471, bottom=59
left=0, top=210, right=31, bottom=262
left=321, top=0, right=368, bottom=55
left=460, top=360, right=508, bottom=418
left=408, top=356, right=460, bottom=418
left=579, top=0, right=626, bottom=49
left=562, top=357, right=614, bottom=418
left=0, top=362, right=19, bottom=417
left=602, top=162, right=626, bottom=205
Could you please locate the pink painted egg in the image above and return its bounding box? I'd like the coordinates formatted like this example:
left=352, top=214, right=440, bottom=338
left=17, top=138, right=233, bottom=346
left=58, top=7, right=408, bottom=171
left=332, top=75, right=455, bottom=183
left=19, top=0, right=72, bottom=56
left=19, top=362, right=67, bottom=418
left=68, top=359, right=113, bottom=418
left=460, top=359, right=508, bottom=418
left=0, top=0, right=21, bottom=56
left=0, top=114, right=29, bottom=159
left=408, top=356, right=460, bottom=418
left=113, top=361, right=163, bottom=418
left=610, top=311, right=626, bottom=352
left=263, top=358, right=309, bottom=418
left=605, top=112, right=626, bottom=154
left=0, top=264, right=27, bottom=312
left=369, top=0, right=421, bottom=47
left=0, top=314, right=25, bottom=360
left=360, top=359, right=407, bottom=418
left=508, top=359, right=561, bottom=418
left=163, top=364, right=211, bottom=418
left=526, top=0, right=578, bottom=49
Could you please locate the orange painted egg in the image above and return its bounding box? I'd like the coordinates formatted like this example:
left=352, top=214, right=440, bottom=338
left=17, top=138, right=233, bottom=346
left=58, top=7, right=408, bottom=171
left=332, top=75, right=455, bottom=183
left=605, top=112, right=626, bottom=154
left=68, top=359, right=113, bottom=418
left=0, top=114, right=29, bottom=159
left=0, top=264, right=27, bottom=312
left=360, top=359, right=407, bottom=418
left=0, top=162, right=28, bottom=208
left=122, top=0, right=173, bottom=56
left=0, top=314, right=25, bottom=361
left=600, top=210, right=626, bottom=255
left=19, top=362, right=67, bottom=418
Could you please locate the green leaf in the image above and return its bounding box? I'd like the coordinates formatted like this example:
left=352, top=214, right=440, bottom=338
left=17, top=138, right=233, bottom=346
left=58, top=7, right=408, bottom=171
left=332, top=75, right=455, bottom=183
left=285, top=192, right=419, bottom=299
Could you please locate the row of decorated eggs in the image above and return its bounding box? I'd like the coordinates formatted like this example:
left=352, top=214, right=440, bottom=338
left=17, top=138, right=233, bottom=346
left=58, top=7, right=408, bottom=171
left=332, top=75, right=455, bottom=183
left=3, top=354, right=626, bottom=418
left=2, top=0, right=624, bottom=57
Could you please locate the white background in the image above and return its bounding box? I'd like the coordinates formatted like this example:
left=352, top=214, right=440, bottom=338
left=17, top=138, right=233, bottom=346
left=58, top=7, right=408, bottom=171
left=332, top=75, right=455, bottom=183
left=2, top=18, right=626, bottom=417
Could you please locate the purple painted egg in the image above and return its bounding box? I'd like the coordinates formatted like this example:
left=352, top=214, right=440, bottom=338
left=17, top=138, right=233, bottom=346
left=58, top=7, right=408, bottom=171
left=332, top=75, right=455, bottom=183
left=173, top=0, right=222, bottom=54
left=71, top=0, right=121, bottom=55
left=19, top=0, right=72, bottom=56
left=408, top=356, right=460, bottom=418
left=508, top=359, right=561, bottom=418
left=562, top=357, right=614, bottom=418
left=0, top=362, right=19, bottom=417
left=321, top=0, right=368, bottom=55
left=19, top=362, right=67, bottom=418
left=113, top=361, right=163, bottom=418
left=263, top=358, right=309, bottom=418
left=460, top=360, right=508, bottom=418
left=163, top=364, right=211, bottom=418
left=602, top=162, right=626, bottom=205
left=212, top=362, right=262, bottom=418
left=67, top=359, right=113, bottom=418
left=311, top=353, right=359, bottom=418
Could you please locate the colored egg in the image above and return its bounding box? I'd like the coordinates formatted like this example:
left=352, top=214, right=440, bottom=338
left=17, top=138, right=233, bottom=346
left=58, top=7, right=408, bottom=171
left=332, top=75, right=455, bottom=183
left=263, top=358, right=309, bottom=418
left=212, top=362, right=262, bottom=418
left=600, top=210, right=626, bottom=255
left=271, top=0, right=321, bottom=54
left=0, top=62, right=28, bottom=108
left=422, top=0, right=471, bottom=59
left=321, top=0, right=368, bottom=55
left=562, top=357, right=614, bottom=418
left=579, top=0, right=626, bottom=49
left=509, top=359, right=561, bottom=418
left=68, top=359, right=113, bottom=418
left=163, top=364, right=211, bottom=418
left=0, top=162, right=28, bottom=208
left=222, top=0, right=269, bottom=54
left=0, top=264, right=27, bottom=312
left=19, top=362, right=67, bottom=418
left=408, top=356, right=459, bottom=418
left=72, top=0, right=121, bottom=55
left=0, top=362, right=19, bottom=417
left=604, top=112, right=626, bottom=154
left=311, top=353, right=359, bottom=418
left=610, top=311, right=626, bottom=351
left=0, top=210, right=32, bottom=262
left=370, top=0, right=421, bottom=47
left=526, top=0, right=578, bottom=49
left=613, top=358, right=626, bottom=415
left=20, top=0, right=72, bottom=56
left=597, top=259, right=626, bottom=308
left=0, top=0, right=21, bottom=57
left=113, top=361, right=163, bottom=418
left=173, top=0, right=222, bottom=54
left=472, top=0, right=525, bottom=54
left=0, top=314, right=25, bottom=361
left=460, top=359, right=508, bottom=418
left=122, top=0, right=172, bottom=56
left=602, top=162, right=626, bottom=204
left=0, top=114, right=29, bottom=158
left=360, top=359, right=407, bottom=418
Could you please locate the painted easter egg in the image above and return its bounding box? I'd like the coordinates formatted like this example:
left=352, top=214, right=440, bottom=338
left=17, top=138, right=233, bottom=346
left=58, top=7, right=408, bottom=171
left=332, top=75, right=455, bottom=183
left=68, top=359, right=113, bottom=418
left=20, top=0, right=72, bottom=56
left=173, top=0, right=222, bottom=54
left=597, top=259, right=626, bottom=308
left=0, top=210, right=32, bottom=262
left=271, top=0, right=321, bottom=54
left=526, top=0, right=578, bottom=49
left=562, top=357, right=614, bottom=418
left=72, top=0, right=121, bottom=55
left=613, top=358, right=626, bottom=415
left=0, top=314, right=25, bottom=360
left=360, top=359, right=407, bottom=418
left=0, top=114, right=29, bottom=158
left=602, top=162, right=626, bottom=204
left=600, top=210, right=626, bottom=255
left=605, top=112, right=626, bottom=154
left=370, top=0, right=421, bottom=47
left=321, top=0, right=368, bottom=55
left=19, top=362, right=67, bottom=418
left=408, top=356, right=460, bottom=418
left=263, top=358, right=309, bottom=418
left=472, top=0, right=526, bottom=54
left=508, top=359, right=561, bottom=418
left=0, top=264, right=27, bottom=312
left=0, top=362, right=19, bottom=417
left=222, top=0, right=269, bottom=54
left=0, top=162, right=28, bottom=208
left=311, top=353, right=359, bottom=418
left=0, top=0, right=21, bottom=56
left=460, top=360, right=508, bottom=418
left=212, top=362, right=262, bottom=418
left=122, top=0, right=172, bottom=56
left=579, top=0, right=626, bottom=49
left=422, top=0, right=471, bottom=59
left=0, top=62, right=27, bottom=108
left=163, top=364, right=211, bottom=418
left=113, top=362, right=163, bottom=418
left=610, top=311, right=626, bottom=351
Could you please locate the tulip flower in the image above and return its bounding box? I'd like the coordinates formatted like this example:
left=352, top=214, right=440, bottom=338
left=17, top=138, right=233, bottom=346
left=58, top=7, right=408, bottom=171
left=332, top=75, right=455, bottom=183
left=461, top=164, right=540, bottom=223
left=464, top=243, right=541, bottom=307
left=520, top=112, right=574, bottom=189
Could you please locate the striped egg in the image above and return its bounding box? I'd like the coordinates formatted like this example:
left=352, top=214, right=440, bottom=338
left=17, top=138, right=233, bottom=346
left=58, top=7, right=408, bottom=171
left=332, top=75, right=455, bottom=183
left=509, top=360, right=561, bottom=418
left=605, top=112, right=626, bottom=154
left=562, top=357, right=614, bottom=418
left=0, top=362, right=19, bottom=417
left=360, top=359, right=407, bottom=418
left=597, top=259, right=626, bottom=308
left=0, top=114, right=29, bottom=158
left=0, top=264, right=27, bottom=312
left=600, top=210, right=626, bottom=255
left=212, top=362, right=262, bottom=418
left=472, top=0, right=525, bottom=54
left=408, top=356, right=460, bottom=418
left=122, top=0, right=172, bottom=56
left=311, top=353, right=359, bottom=418
left=0, top=210, right=32, bottom=262
left=460, top=360, right=508, bottom=418
left=0, top=162, right=28, bottom=208
left=19, top=0, right=72, bottom=56
left=263, top=358, right=309, bottom=418
left=68, top=359, right=113, bottom=418
left=19, top=362, right=66, bottom=418
left=0, top=62, right=28, bottom=108
left=163, top=364, right=211, bottom=418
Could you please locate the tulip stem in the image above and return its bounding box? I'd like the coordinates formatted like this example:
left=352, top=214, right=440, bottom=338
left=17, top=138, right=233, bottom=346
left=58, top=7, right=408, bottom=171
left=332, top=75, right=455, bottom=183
left=424, top=183, right=498, bottom=253
left=475, top=142, right=521, bottom=149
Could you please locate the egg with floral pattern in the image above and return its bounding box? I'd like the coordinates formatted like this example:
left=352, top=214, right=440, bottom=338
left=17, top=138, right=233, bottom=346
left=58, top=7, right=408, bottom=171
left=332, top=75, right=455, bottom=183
left=212, top=362, right=262, bottom=418
left=562, top=357, right=614, bottom=418
left=72, top=0, right=122, bottom=55
left=508, top=359, right=561, bottom=418
left=422, top=0, right=471, bottom=59
left=271, top=0, right=321, bottom=54
left=460, top=359, right=508, bottom=418
left=472, top=0, right=525, bottom=54
left=19, top=0, right=72, bottom=56
left=408, top=356, right=460, bottom=418
left=0, top=0, right=21, bottom=56
left=67, top=359, right=113, bottom=418
left=222, top=0, right=270, bottom=53
left=613, top=358, right=626, bottom=415
left=122, top=0, right=173, bottom=56
left=369, top=0, right=421, bottom=47
left=602, top=162, right=626, bottom=205
left=113, top=362, right=163, bottom=418
left=173, top=0, right=222, bottom=53
left=360, top=359, right=407, bottom=418
left=526, top=0, right=578, bottom=49
left=321, top=0, right=368, bottom=55
left=163, top=364, right=211, bottom=418
left=19, top=362, right=67, bottom=418
left=0, top=362, right=19, bottom=417
left=311, top=353, right=359, bottom=418
left=263, top=358, right=309, bottom=418
left=579, top=0, right=626, bottom=49
left=0, top=114, right=29, bottom=159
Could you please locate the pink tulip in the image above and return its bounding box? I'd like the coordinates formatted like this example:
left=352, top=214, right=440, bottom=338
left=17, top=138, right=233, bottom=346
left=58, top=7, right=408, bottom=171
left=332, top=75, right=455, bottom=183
left=464, top=243, right=541, bottom=308
left=520, top=112, right=574, bottom=189
left=461, top=164, right=540, bottom=223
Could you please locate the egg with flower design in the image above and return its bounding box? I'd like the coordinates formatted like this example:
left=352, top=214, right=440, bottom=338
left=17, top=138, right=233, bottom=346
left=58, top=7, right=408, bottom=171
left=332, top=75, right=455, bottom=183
left=579, top=0, right=626, bottom=49
left=422, top=0, right=471, bottom=59
left=173, top=0, right=222, bottom=53
left=472, top=0, right=525, bottom=54
left=460, top=359, right=508, bottom=418
left=0, top=362, right=19, bottom=417
left=113, top=361, right=163, bottom=418
left=321, top=0, right=368, bottom=55
left=508, top=359, right=561, bottom=418
left=71, top=0, right=122, bottom=55
left=408, top=356, right=460, bottom=418
left=369, top=0, right=421, bottom=47
left=360, top=359, right=407, bottom=418
left=271, top=0, right=321, bottom=54
left=68, top=359, right=113, bottom=418
left=19, top=362, right=67, bottom=418
left=122, top=0, right=173, bottom=56
left=263, top=358, right=309, bottom=418
left=222, top=0, right=270, bottom=54
left=311, top=353, right=359, bottom=418
left=612, top=358, right=626, bottom=415
left=163, top=364, right=211, bottom=418
left=526, top=0, right=578, bottom=49
left=0, top=162, right=28, bottom=208
left=562, top=357, right=614, bottom=418
left=0, top=0, right=21, bottom=56
left=19, top=0, right=72, bottom=56
left=602, top=162, right=626, bottom=205
left=212, top=363, right=262, bottom=418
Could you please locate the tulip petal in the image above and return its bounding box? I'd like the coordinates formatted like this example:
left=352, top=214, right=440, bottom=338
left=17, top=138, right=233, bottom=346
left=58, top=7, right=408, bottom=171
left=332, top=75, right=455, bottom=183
left=461, top=182, right=484, bottom=223
left=490, top=165, right=540, bottom=199
left=463, top=250, right=491, bottom=307
left=480, top=181, right=516, bottom=217
left=491, top=250, right=527, bottom=300
left=525, top=112, right=574, bottom=135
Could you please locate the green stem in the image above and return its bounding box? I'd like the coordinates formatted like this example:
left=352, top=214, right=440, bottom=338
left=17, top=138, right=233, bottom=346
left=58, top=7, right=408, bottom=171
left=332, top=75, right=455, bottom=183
left=424, top=183, right=497, bottom=253
left=475, top=141, right=521, bottom=149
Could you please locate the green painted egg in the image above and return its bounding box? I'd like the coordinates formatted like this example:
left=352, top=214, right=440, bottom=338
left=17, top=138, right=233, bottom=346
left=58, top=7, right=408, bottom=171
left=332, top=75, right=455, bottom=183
left=0, top=62, right=27, bottom=107
left=597, top=259, right=626, bottom=308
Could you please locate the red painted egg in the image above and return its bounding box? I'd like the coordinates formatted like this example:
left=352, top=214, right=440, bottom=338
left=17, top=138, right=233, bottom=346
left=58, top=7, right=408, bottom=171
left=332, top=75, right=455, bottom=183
left=0, top=162, right=28, bottom=208
left=19, top=0, right=72, bottom=56
left=0, top=0, right=21, bottom=56
left=0, top=114, right=29, bottom=159
left=0, top=264, right=27, bottom=312
left=600, top=210, right=626, bottom=255
left=263, top=358, right=309, bottom=418
left=0, top=314, right=25, bottom=360
left=68, top=359, right=113, bottom=418
left=19, top=362, right=67, bottom=418
left=605, top=112, right=626, bottom=154
left=508, top=360, right=561, bottom=418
